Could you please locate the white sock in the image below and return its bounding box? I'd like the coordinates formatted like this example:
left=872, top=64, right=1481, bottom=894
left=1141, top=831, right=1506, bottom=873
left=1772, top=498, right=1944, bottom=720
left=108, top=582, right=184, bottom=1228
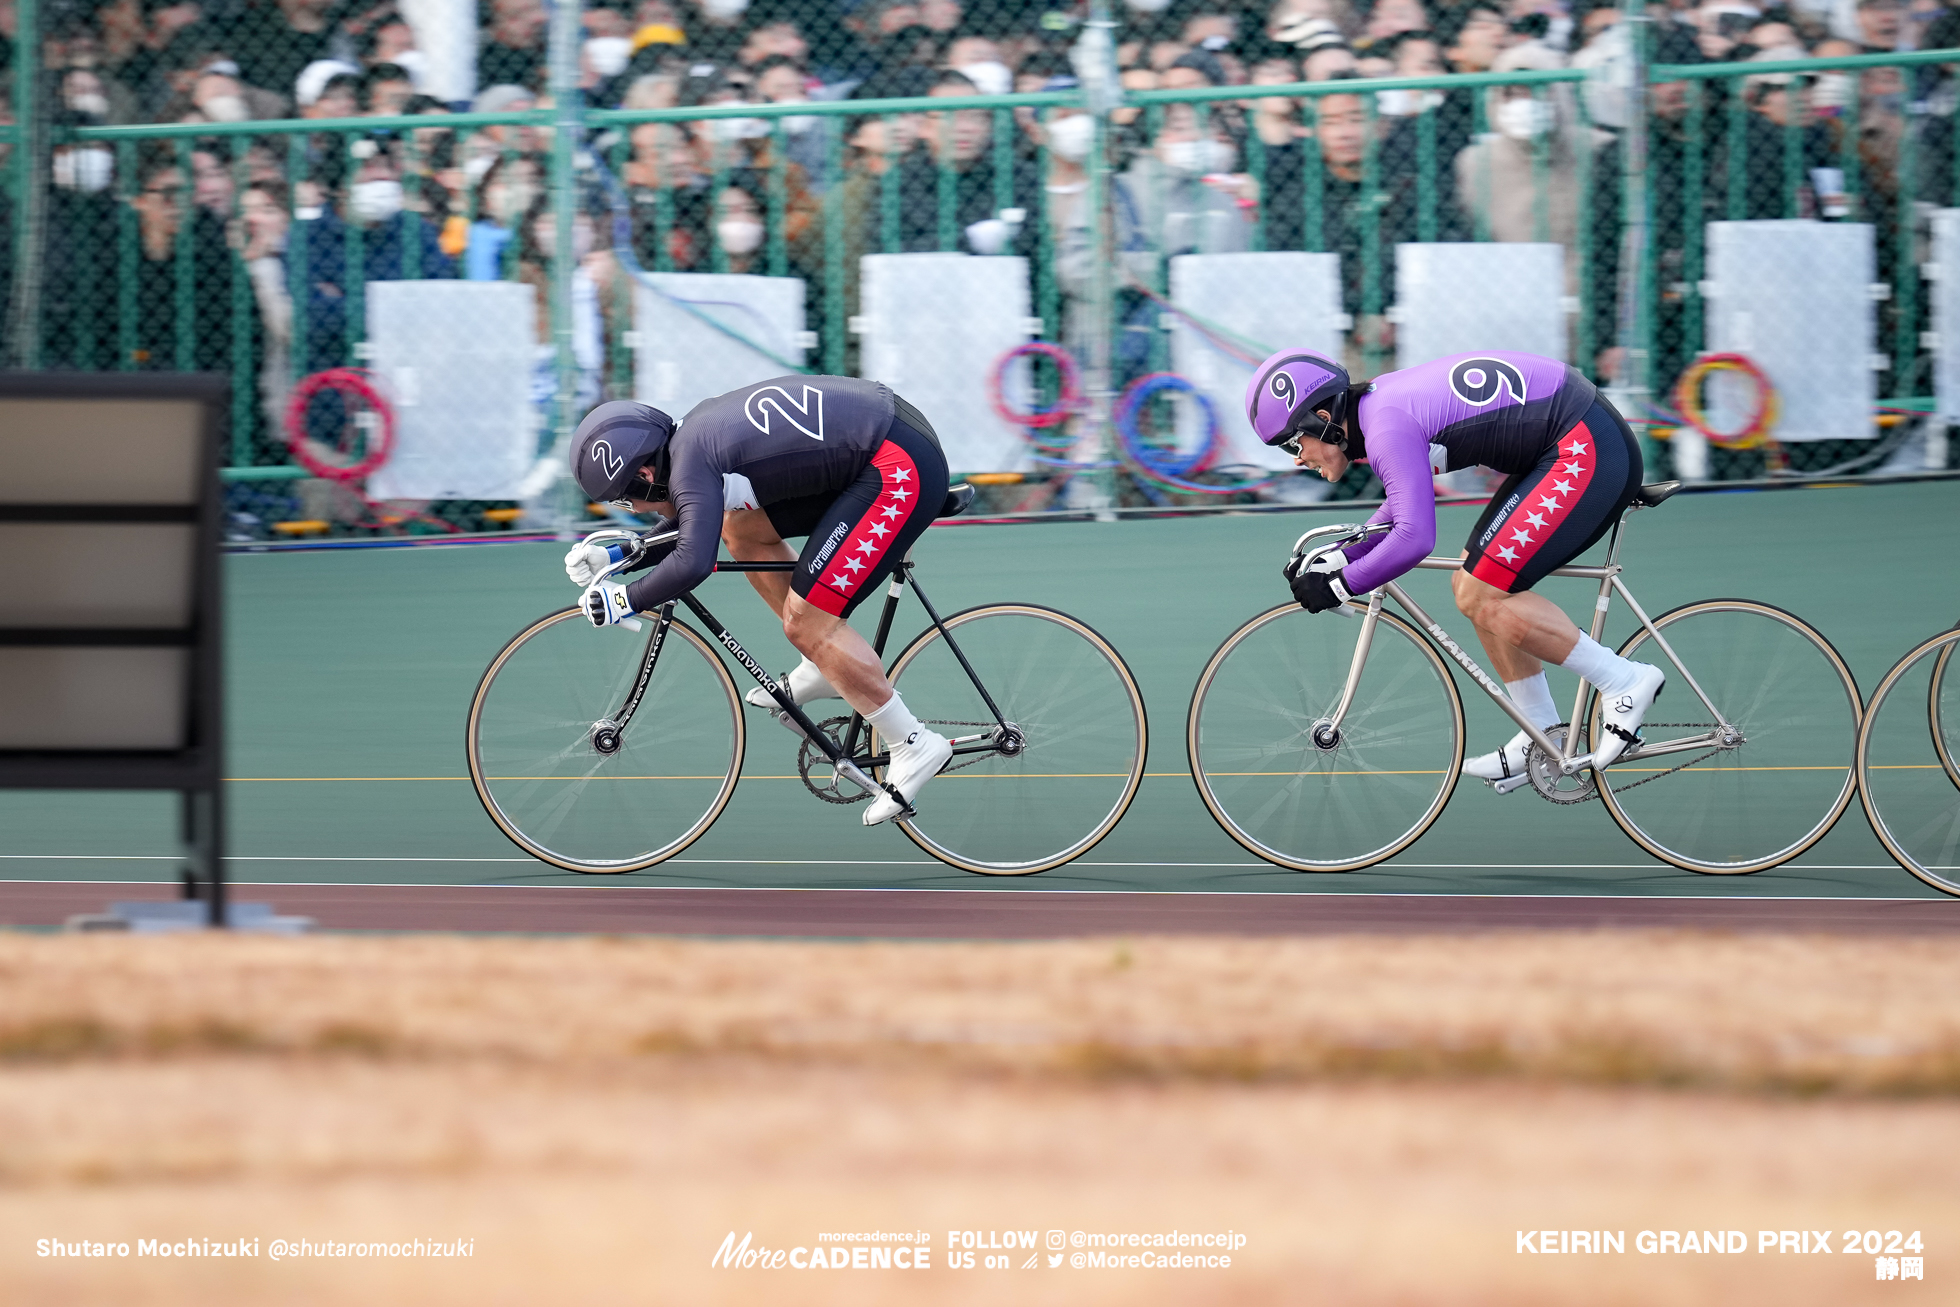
left=862, top=692, right=924, bottom=747
left=1506, top=673, right=1561, bottom=730
left=785, top=656, right=837, bottom=704
left=1561, top=634, right=1642, bottom=697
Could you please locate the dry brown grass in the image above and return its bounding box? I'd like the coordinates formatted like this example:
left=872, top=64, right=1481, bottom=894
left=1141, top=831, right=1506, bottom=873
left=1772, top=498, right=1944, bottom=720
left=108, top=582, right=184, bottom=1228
left=1, top=931, right=1956, bottom=1306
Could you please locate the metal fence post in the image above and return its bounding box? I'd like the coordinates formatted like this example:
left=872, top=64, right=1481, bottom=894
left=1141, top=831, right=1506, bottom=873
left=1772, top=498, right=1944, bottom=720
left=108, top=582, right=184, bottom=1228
left=547, top=0, right=582, bottom=499
left=1619, top=0, right=1657, bottom=462
left=7, top=0, right=41, bottom=367
left=1075, top=2, right=1121, bottom=515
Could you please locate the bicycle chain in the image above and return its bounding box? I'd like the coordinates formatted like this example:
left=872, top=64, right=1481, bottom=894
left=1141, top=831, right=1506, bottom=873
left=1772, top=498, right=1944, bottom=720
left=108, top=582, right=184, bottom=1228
left=1534, top=723, right=1725, bottom=805
left=793, top=716, right=1002, bottom=804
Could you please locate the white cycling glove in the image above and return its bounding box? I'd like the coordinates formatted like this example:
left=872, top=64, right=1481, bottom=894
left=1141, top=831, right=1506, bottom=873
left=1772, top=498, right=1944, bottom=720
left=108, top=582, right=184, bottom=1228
left=583, top=580, right=636, bottom=628
left=565, top=540, right=633, bottom=588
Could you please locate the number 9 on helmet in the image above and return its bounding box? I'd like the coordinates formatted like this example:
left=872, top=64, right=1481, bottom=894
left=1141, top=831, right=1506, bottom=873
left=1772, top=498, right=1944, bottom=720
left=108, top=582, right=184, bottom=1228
left=1245, top=349, right=1353, bottom=451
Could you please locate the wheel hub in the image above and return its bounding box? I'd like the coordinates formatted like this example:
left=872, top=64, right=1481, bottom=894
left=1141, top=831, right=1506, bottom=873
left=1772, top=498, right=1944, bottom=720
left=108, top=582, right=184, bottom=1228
left=589, top=720, right=622, bottom=756
left=993, top=722, right=1027, bottom=757
left=1310, top=719, right=1342, bottom=752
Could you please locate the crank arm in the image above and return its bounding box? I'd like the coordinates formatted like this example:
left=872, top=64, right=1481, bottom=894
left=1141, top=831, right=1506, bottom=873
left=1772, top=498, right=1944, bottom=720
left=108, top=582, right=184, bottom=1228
left=1489, top=774, right=1533, bottom=795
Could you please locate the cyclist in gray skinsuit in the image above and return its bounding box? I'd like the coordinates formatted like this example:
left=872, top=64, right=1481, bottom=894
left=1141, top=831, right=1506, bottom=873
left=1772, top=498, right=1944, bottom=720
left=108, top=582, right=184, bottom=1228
left=563, top=377, right=953, bottom=826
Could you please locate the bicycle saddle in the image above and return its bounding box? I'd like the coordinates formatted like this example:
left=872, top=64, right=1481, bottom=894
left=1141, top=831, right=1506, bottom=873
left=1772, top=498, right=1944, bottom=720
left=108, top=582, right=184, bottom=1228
left=940, top=483, right=976, bottom=519
left=1633, top=480, right=1683, bottom=508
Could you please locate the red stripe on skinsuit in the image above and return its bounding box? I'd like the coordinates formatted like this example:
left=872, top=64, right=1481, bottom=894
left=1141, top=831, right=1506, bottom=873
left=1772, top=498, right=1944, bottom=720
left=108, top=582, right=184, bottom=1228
left=810, top=440, right=922, bottom=613
left=1469, top=551, right=1520, bottom=590
left=1482, top=419, right=1597, bottom=583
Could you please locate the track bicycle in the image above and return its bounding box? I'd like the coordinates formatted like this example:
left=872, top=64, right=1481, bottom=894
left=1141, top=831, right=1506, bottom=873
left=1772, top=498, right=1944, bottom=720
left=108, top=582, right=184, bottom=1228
left=1186, top=481, right=1865, bottom=874
left=465, top=486, right=1148, bottom=876
left=1854, top=624, right=1960, bottom=895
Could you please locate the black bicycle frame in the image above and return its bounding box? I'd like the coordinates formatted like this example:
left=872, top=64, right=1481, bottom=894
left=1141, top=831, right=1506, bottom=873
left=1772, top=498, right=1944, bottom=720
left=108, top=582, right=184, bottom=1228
left=611, top=555, right=1008, bottom=788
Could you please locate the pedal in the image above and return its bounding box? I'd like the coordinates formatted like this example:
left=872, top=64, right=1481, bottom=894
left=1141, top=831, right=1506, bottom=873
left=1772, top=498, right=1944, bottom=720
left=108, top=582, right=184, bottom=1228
left=1488, top=773, right=1533, bottom=795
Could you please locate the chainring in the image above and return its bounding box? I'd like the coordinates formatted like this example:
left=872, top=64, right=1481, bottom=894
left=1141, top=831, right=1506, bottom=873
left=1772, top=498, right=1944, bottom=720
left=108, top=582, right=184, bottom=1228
left=1525, top=724, right=1598, bottom=805
left=796, top=716, right=872, bottom=804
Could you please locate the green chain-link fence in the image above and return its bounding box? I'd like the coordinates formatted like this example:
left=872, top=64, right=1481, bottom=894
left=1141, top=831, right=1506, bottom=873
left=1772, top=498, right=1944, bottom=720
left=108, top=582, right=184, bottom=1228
left=6, top=3, right=1957, bottom=539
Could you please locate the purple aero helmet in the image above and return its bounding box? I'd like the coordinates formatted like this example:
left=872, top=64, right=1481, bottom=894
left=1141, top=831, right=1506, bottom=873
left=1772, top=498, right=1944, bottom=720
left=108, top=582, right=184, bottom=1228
left=1245, top=348, right=1351, bottom=447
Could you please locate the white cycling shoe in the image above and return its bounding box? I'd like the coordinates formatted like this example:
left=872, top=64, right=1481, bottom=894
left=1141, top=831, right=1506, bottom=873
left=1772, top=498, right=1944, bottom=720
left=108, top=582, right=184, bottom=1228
left=1593, top=663, right=1666, bottom=769
left=1463, top=730, right=1533, bottom=785
left=744, top=659, right=838, bottom=711
left=864, top=729, right=954, bottom=826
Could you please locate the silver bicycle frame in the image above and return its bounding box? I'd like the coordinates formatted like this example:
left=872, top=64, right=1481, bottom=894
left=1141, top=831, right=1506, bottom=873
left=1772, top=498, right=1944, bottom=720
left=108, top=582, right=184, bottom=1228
left=1305, top=506, right=1731, bottom=776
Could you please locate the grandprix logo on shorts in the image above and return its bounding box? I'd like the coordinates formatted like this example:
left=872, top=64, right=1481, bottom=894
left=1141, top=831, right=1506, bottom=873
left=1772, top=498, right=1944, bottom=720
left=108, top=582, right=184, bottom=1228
left=1449, top=358, right=1527, bottom=408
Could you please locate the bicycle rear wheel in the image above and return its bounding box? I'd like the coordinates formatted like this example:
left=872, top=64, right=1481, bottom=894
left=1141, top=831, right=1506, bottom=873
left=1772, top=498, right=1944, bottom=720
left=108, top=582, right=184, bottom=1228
left=1858, top=628, right=1960, bottom=895
left=1593, top=600, right=1860, bottom=874
left=466, top=609, right=744, bottom=873
left=877, top=604, right=1146, bottom=875
left=1188, top=603, right=1465, bottom=872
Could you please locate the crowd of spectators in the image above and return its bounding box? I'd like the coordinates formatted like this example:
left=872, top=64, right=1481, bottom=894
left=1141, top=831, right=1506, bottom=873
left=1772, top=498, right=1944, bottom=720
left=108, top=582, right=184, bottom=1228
left=7, top=0, right=1960, bottom=441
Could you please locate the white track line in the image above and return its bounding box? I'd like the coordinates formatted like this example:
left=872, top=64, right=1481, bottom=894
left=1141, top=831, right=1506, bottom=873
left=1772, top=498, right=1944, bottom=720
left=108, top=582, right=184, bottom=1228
left=0, top=878, right=1938, bottom=902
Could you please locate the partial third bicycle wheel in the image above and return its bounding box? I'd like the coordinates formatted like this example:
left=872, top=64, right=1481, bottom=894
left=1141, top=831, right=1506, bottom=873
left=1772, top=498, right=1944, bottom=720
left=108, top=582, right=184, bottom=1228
left=876, top=604, right=1147, bottom=875
left=1932, top=635, right=1960, bottom=791
left=466, top=609, right=744, bottom=873
left=1857, top=628, right=1960, bottom=895
left=1188, top=603, right=1465, bottom=872
left=1593, top=600, right=1861, bottom=874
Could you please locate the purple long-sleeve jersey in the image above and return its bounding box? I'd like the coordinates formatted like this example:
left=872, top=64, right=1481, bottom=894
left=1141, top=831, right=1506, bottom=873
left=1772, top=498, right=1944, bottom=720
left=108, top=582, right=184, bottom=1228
left=1339, top=353, right=1597, bottom=594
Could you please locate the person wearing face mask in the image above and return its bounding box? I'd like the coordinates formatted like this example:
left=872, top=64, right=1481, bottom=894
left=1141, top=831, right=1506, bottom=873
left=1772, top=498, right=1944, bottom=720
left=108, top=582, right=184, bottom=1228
left=1454, top=44, right=1611, bottom=364
left=292, top=140, right=457, bottom=375
left=753, top=54, right=831, bottom=192
left=1375, top=32, right=1478, bottom=211
left=1085, top=100, right=1255, bottom=379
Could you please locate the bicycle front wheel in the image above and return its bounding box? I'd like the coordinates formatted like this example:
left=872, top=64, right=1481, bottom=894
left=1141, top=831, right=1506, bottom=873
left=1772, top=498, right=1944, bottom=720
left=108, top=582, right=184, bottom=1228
left=466, top=609, right=744, bottom=873
left=1594, top=600, right=1861, bottom=874
left=877, top=605, right=1147, bottom=875
left=1857, top=628, right=1960, bottom=895
left=1188, top=603, right=1465, bottom=872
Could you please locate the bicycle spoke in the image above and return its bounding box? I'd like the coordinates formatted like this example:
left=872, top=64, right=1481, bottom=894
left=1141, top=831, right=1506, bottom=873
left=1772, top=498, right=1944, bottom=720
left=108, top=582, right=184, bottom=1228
left=1190, top=605, right=1463, bottom=871
left=1859, top=630, right=1960, bottom=894
left=467, top=611, right=742, bottom=872
left=883, top=606, right=1146, bottom=875
left=1598, top=602, right=1859, bottom=874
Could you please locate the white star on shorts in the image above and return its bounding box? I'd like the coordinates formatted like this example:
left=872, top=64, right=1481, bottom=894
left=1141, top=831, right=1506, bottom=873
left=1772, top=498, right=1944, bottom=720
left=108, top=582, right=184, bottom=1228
left=1523, top=511, right=1548, bottom=529
left=1564, top=439, right=1589, bottom=456
left=1495, top=545, right=1521, bottom=563
left=843, top=556, right=866, bottom=573
left=1561, top=460, right=1586, bottom=476
left=855, top=539, right=879, bottom=555
left=1510, top=527, right=1534, bottom=545
left=828, top=572, right=853, bottom=590
left=879, top=504, right=904, bottom=519
left=891, top=468, right=912, bottom=482
left=1550, top=479, right=1575, bottom=496
left=889, top=489, right=911, bottom=502
left=869, top=522, right=890, bottom=538
left=1536, top=495, right=1562, bottom=512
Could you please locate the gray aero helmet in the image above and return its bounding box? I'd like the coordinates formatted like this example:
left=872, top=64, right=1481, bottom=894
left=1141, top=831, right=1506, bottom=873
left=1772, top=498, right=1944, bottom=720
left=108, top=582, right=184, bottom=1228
left=1245, top=348, right=1353, bottom=448
left=570, top=401, right=676, bottom=502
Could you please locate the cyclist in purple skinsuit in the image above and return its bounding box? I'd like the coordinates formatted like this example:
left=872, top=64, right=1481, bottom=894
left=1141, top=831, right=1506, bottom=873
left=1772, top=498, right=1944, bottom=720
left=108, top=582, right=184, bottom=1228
left=1245, top=347, right=1666, bottom=779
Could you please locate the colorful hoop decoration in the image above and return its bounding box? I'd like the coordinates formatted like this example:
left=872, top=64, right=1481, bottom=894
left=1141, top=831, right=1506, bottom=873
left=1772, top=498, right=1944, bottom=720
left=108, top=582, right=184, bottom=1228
left=284, top=367, right=396, bottom=482
left=989, top=342, right=1082, bottom=429
left=1672, top=353, right=1780, bottom=450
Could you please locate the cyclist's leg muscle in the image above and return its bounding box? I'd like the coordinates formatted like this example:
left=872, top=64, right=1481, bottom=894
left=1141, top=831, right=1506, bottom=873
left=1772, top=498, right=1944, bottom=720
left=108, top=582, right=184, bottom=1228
left=722, top=508, right=795, bottom=616
left=782, top=595, right=891, bottom=715
left=1453, top=396, right=1644, bottom=679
